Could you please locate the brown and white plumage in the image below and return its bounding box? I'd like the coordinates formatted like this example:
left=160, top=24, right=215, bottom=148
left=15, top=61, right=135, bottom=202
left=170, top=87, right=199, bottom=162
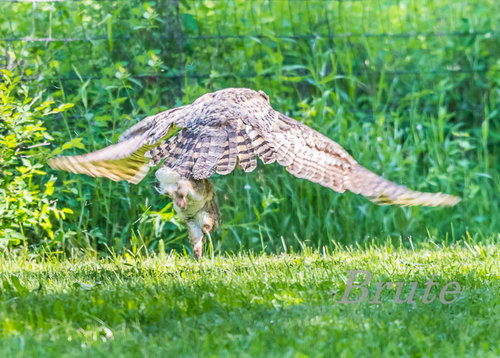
left=49, top=88, right=460, bottom=207
left=48, top=88, right=461, bottom=258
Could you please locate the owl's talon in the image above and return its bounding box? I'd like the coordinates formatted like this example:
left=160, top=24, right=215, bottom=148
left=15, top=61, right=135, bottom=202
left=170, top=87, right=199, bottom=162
left=176, top=197, right=187, bottom=210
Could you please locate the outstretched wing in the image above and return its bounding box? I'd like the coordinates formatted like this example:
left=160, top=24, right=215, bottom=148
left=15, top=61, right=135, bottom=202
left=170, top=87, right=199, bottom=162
left=47, top=111, right=182, bottom=184
left=153, top=106, right=459, bottom=207
left=259, top=112, right=461, bottom=207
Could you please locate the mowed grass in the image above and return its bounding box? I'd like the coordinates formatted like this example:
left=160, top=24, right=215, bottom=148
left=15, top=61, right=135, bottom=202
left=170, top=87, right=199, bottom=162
left=1, top=241, right=498, bottom=357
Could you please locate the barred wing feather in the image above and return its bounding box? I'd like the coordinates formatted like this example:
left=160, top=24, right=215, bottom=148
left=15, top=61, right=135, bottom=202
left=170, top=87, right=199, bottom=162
left=48, top=123, right=180, bottom=184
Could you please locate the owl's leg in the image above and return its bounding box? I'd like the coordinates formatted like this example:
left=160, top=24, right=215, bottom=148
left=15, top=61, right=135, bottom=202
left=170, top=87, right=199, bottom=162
left=187, top=180, right=221, bottom=259
left=200, top=189, right=221, bottom=233
left=186, top=220, right=204, bottom=259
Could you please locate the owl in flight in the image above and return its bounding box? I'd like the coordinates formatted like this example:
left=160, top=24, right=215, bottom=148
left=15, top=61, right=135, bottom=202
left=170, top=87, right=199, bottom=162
left=49, top=88, right=460, bottom=258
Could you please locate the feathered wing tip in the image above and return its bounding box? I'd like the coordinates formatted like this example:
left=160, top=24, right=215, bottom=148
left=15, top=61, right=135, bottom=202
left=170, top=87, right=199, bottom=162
left=47, top=155, right=150, bottom=184
left=48, top=122, right=182, bottom=184
left=47, top=137, right=152, bottom=184
left=348, top=165, right=461, bottom=207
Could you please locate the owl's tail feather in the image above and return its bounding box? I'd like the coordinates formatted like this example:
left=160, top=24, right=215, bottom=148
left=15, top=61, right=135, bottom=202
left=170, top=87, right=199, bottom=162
left=347, top=164, right=461, bottom=207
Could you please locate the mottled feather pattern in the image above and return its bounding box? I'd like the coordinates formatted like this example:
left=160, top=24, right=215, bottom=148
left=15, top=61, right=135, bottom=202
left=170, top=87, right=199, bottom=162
left=48, top=121, right=182, bottom=184
left=236, top=127, right=257, bottom=172
left=48, top=88, right=460, bottom=207
left=216, top=128, right=238, bottom=175
left=170, top=129, right=200, bottom=179
left=192, top=129, right=227, bottom=179
left=348, top=165, right=460, bottom=207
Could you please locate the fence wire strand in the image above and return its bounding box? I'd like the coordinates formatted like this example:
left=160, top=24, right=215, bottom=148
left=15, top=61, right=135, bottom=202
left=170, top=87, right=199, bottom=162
left=1, top=0, right=497, bottom=81
left=1, top=30, right=497, bottom=43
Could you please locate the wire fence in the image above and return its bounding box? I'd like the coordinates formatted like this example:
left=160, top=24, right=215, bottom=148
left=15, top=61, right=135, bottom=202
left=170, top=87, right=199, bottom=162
left=1, top=0, right=497, bottom=85
left=2, top=29, right=498, bottom=42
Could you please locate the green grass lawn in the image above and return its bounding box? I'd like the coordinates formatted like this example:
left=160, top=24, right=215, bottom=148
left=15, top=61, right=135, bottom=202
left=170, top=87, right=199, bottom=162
left=1, top=241, right=498, bottom=357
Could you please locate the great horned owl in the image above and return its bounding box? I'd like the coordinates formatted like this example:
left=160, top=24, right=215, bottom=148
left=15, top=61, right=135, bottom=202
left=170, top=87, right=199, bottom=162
left=48, top=88, right=460, bottom=258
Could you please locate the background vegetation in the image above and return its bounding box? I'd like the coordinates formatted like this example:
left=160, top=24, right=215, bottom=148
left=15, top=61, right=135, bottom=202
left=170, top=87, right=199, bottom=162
left=1, top=1, right=499, bottom=356
left=1, top=0, right=498, bottom=255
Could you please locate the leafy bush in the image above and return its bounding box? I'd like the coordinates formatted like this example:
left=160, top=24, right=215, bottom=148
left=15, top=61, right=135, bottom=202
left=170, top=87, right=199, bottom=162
left=0, top=70, right=74, bottom=247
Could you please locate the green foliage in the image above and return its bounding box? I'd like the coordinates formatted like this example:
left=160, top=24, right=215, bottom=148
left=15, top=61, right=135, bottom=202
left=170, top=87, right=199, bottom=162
left=0, top=242, right=499, bottom=356
left=0, top=3, right=498, bottom=354
left=0, top=0, right=498, bottom=254
left=0, top=70, right=74, bottom=247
